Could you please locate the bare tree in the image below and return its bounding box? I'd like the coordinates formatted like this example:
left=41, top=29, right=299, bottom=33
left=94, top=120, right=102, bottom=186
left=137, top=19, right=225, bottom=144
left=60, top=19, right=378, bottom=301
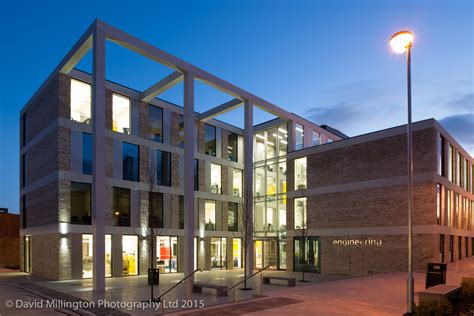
left=240, top=184, right=254, bottom=290
left=295, top=198, right=309, bottom=282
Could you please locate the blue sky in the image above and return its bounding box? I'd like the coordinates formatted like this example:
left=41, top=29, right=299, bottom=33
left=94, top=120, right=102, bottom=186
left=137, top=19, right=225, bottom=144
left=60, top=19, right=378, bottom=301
left=0, top=0, right=472, bottom=213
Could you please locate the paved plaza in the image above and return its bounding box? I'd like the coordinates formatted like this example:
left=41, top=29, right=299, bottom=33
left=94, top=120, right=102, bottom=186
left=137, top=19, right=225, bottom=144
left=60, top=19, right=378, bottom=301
left=0, top=257, right=473, bottom=315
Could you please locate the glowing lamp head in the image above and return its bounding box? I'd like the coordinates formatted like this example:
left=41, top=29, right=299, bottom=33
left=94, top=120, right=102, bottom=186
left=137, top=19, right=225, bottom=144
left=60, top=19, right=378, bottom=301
left=389, top=31, right=414, bottom=53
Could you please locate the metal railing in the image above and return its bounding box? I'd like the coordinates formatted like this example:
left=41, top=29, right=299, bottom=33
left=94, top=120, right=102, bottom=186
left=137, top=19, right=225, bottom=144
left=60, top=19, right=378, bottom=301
left=228, top=265, right=271, bottom=301
left=156, top=268, right=202, bottom=302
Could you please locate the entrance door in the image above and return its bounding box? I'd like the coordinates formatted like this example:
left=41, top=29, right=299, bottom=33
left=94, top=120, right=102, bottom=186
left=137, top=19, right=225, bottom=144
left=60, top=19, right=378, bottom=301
left=254, top=239, right=277, bottom=269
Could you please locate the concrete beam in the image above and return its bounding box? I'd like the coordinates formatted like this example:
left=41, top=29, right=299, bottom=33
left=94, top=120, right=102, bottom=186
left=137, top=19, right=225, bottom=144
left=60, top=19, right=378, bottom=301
left=92, top=29, right=106, bottom=292
left=59, top=36, right=93, bottom=74
left=199, top=98, right=243, bottom=122
left=141, top=71, right=183, bottom=102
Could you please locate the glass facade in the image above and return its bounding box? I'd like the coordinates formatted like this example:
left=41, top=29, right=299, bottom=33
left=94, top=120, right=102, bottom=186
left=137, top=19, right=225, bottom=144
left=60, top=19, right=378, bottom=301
left=156, top=236, right=178, bottom=273
left=71, top=79, right=91, bottom=124
left=70, top=182, right=91, bottom=225
left=123, top=142, right=139, bottom=182
left=82, top=133, right=92, bottom=175
left=148, top=105, right=163, bottom=142
left=112, top=93, right=131, bottom=134
left=113, top=187, right=130, bottom=226
left=232, top=169, right=242, bottom=197
left=157, top=150, right=171, bottom=186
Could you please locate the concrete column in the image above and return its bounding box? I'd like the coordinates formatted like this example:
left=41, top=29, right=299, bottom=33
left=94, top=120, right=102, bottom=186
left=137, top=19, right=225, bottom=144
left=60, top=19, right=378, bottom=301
left=243, top=100, right=254, bottom=278
left=92, top=29, right=106, bottom=292
left=183, top=72, right=195, bottom=292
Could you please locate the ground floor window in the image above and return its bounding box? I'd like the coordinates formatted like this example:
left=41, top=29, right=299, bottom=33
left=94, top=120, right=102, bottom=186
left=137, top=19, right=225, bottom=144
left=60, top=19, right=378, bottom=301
left=294, top=236, right=321, bottom=273
left=156, top=236, right=178, bottom=273
left=123, top=235, right=138, bottom=276
left=232, top=238, right=242, bottom=268
left=279, top=240, right=287, bottom=269
left=24, top=235, right=31, bottom=273
left=82, top=234, right=112, bottom=278
left=210, top=237, right=227, bottom=269
left=254, top=239, right=277, bottom=269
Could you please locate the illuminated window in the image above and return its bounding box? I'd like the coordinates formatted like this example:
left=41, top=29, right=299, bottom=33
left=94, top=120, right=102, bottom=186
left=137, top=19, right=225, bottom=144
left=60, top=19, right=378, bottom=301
left=71, top=79, right=91, bottom=124
left=228, top=202, right=238, bottom=231
left=232, top=238, right=242, bottom=268
left=295, top=124, right=304, bottom=150
left=294, top=197, right=307, bottom=229
left=112, top=93, right=130, bottom=134
left=210, top=163, right=221, bottom=194
left=156, top=236, right=178, bottom=273
left=278, top=125, right=288, bottom=156
left=148, top=105, right=163, bottom=142
left=82, top=234, right=112, bottom=278
left=294, top=157, right=307, bottom=190
left=122, top=235, right=138, bottom=276
left=266, top=128, right=277, bottom=159
left=232, top=169, right=242, bottom=197
left=210, top=237, right=227, bottom=269
left=204, top=200, right=216, bottom=230
left=255, top=132, right=265, bottom=161
left=228, top=132, right=238, bottom=162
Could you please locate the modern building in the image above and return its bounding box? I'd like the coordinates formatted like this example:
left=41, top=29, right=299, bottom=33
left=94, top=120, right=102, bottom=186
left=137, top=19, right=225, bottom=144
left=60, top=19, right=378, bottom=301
left=0, top=208, right=20, bottom=269
left=19, top=20, right=473, bottom=282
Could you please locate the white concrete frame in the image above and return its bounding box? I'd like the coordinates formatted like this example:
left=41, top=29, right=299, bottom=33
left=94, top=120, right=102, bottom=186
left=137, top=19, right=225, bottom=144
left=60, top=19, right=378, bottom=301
left=20, top=19, right=339, bottom=291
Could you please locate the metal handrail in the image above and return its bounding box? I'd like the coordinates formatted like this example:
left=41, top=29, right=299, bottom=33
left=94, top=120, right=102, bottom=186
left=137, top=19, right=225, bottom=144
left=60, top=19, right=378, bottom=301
left=157, top=268, right=202, bottom=302
left=227, top=265, right=271, bottom=292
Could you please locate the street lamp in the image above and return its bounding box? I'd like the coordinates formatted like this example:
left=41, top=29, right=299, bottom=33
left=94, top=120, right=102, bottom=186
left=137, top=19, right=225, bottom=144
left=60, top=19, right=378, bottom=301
left=390, top=30, right=414, bottom=315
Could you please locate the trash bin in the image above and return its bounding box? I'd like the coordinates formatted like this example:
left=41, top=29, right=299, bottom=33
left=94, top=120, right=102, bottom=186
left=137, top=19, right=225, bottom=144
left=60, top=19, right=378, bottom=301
left=148, top=268, right=160, bottom=285
left=425, top=262, right=447, bottom=288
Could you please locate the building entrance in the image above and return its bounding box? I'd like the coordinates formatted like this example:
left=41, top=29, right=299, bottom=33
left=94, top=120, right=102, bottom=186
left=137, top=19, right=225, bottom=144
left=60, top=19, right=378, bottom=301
left=254, top=239, right=277, bottom=269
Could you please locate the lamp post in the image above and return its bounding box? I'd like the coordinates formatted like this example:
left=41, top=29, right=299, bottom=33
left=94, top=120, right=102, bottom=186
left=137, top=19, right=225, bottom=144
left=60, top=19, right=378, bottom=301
left=389, top=30, right=415, bottom=315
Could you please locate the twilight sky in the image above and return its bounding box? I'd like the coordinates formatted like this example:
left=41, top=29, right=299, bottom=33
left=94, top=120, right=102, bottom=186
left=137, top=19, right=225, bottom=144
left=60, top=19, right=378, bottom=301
left=0, top=0, right=472, bottom=213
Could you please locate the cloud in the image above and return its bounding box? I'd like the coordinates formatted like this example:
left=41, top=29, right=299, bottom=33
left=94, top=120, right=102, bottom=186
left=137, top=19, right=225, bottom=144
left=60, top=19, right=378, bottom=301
left=439, top=113, right=474, bottom=156
left=446, top=93, right=473, bottom=113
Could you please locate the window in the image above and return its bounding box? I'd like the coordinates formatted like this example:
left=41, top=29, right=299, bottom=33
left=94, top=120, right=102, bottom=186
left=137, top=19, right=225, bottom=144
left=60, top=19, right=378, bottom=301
left=179, top=195, right=184, bottom=229
left=194, top=159, right=199, bottom=191
left=447, top=189, right=452, bottom=227
left=210, top=163, right=221, bottom=194
left=82, top=234, right=112, bottom=278
left=232, top=169, right=243, bottom=197
left=71, top=79, right=91, bottom=124
left=210, top=237, right=227, bottom=269
left=156, top=236, right=178, bottom=273
left=228, top=202, right=238, bottom=231
left=278, top=125, right=288, bottom=156
left=295, top=124, right=304, bottom=150
left=312, top=131, right=320, bottom=146
left=123, top=142, right=139, bottom=182
left=113, top=187, right=130, bottom=226
left=122, top=235, right=138, bottom=276
left=178, top=115, right=184, bottom=148
left=294, top=197, right=307, bottom=229
left=294, top=236, right=320, bottom=273
left=82, top=133, right=92, bottom=175
left=266, top=128, right=277, bottom=159
left=148, top=105, right=163, bottom=142
left=255, top=133, right=265, bottom=162
left=228, top=132, right=238, bottom=162
left=204, top=124, right=216, bottom=156
left=294, top=157, right=307, bottom=190
left=149, top=192, right=163, bottom=228
left=157, top=150, right=171, bottom=186
left=204, top=200, right=216, bottom=230
left=437, top=134, right=445, bottom=176
left=112, top=93, right=130, bottom=134
left=436, top=184, right=442, bottom=225
left=71, top=182, right=91, bottom=225
left=457, top=152, right=462, bottom=187
left=232, top=238, right=242, bottom=268
left=327, top=138, right=334, bottom=143
left=21, top=154, right=26, bottom=188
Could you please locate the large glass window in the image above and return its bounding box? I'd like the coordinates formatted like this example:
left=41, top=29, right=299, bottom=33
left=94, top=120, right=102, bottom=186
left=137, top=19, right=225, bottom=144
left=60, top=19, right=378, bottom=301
left=312, top=131, right=320, bottom=146
left=156, top=236, right=178, bottom=273
left=228, top=202, right=238, bottom=231
left=122, top=235, right=138, bottom=276
left=157, top=150, right=171, bottom=186
left=295, top=124, right=304, bottom=150
left=294, top=197, right=307, bottom=229
left=278, top=125, right=288, bottom=156
left=112, top=93, right=131, bottom=134
left=149, top=192, right=163, bottom=228
left=113, top=187, right=130, bottom=226
left=210, top=237, right=227, bottom=269
left=71, top=182, right=91, bottom=225
left=210, top=163, right=221, bottom=194
left=232, top=169, right=243, bottom=197
left=294, top=236, right=320, bottom=273
left=266, top=128, right=277, bottom=159
left=279, top=240, right=287, bottom=269
left=204, top=200, right=216, bottom=230
left=204, top=124, right=217, bottom=156
left=255, top=132, right=266, bottom=162
left=71, top=79, right=91, bottom=124
left=82, top=133, right=92, bottom=175
left=228, top=132, right=238, bottom=162
left=232, top=238, right=242, bottom=268
left=123, top=142, right=139, bottom=182
left=82, top=234, right=112, bottom=278
left=148, top=105, right=163, bottom=142
left=294, top=157, right=307, bottom=190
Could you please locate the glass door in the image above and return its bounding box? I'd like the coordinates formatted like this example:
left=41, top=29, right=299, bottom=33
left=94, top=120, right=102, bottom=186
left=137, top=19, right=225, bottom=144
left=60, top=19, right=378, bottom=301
left=264, top=240, right=277, bottom=269
left=255, top=240, right=263, bottom=269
